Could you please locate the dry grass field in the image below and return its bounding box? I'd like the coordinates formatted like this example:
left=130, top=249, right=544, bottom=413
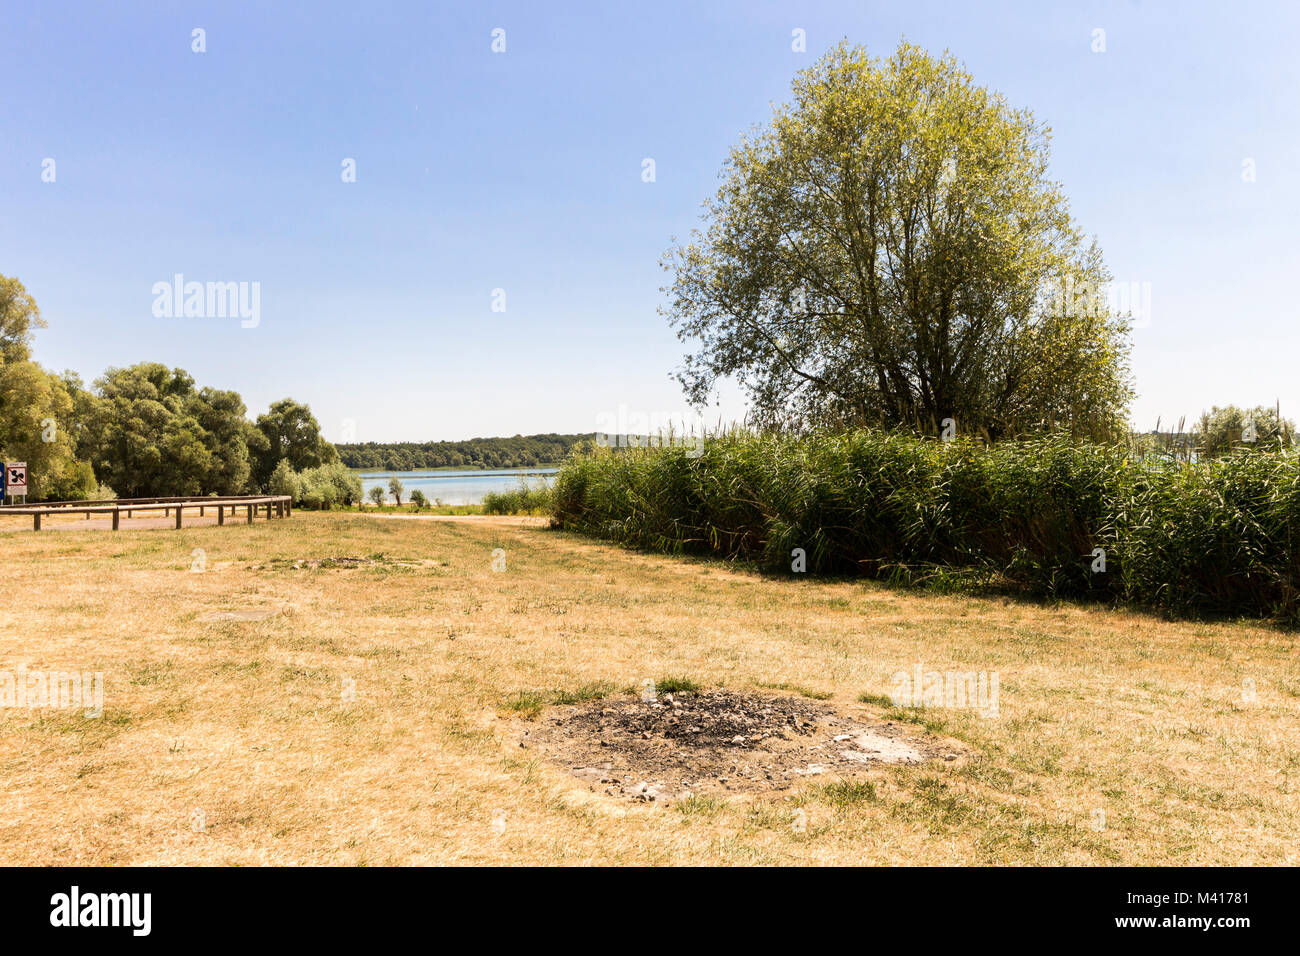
left=1, top=510, right=1297, bottom=865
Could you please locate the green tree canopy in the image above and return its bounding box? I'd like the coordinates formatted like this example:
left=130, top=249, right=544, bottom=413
left=252, top=398, right=337, bottom=491
left=1, top=275, right=338, bottom=500
left=77, top=365, right=330, bottom=498
left=663, top=41, right=1134, bottom=439
left=0, top=275, right=97, bottom=500
left=1195, top=405, right=1295, bottom=458
left=0, top=359, right=93, bottom=500
left=82, top=364, right=214, bottom=497
left=1, top=274, right=42, bottom=366
left=189, top=386, right=255, bottom=494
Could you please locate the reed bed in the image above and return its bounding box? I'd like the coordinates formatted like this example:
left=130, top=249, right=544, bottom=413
left=482, top=480, right=553, bottom=515
left=551, top=432, right=1300, bottom=620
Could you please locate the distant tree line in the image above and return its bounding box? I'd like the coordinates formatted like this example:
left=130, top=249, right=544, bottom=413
left=1, top=274, right=337, bottom=500
left=336, top=434, right=590, bottom=471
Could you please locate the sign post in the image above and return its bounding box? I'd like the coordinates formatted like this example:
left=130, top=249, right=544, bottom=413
left=3, top=462, right=27, bottom=505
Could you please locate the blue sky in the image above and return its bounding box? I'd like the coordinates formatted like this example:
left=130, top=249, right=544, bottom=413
left=3, top=1, right=1297, bottom=442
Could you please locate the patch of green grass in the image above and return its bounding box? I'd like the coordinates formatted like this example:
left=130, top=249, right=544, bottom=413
left=218, top=659, right=263, bottom=674
left=501, top=691, right=548, bottom=718
left=504, top=681, right=616, bottom=717
left=816, top=779, right=878, bottom=808
left=655, top=676, right=700, bottom=695
left=758, top=681, right=832, bottom=700
left=551, top=681, right=615, bottom=705
left=129, top=661, right=172, bottom=686
left=857, top=692, right=895, bottom=708
left=872, top=702, right=953, bottom=735
left=676, top=794, right=728, bottom=817
left=861, top=692, right=967, bottom=741
left=894, top=776, right=974, bottom=829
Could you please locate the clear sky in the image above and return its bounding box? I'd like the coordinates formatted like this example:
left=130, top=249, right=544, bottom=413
left=3, top=1, right=1297, bottom=442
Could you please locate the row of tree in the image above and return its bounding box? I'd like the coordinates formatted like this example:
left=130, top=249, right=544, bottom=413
left=1133, top=405, right=1297, bottom=461
left=1, top=274, right=336, bottom=501
left=335, top=433, right=587, bottom=471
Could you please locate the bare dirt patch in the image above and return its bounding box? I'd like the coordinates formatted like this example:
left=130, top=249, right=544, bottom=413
left=522, top=690, right=961, bottom=805
left=249, top=556, right=379, bottom=571
left=247, top=556, right=441, bottom=571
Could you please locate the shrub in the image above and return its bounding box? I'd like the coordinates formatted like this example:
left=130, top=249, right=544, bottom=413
left=551, top=430, right=1300, bottom=620
left=294, top=461, right=362, bottom=509
left=482, top=480, right=552, bottom=515
left=268, top=459, right=302, bottom=500
left=43, top=460, right=98, bottom=501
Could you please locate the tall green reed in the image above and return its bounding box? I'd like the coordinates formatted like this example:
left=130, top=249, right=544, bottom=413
left=551, top=431, right=1300, bottom=620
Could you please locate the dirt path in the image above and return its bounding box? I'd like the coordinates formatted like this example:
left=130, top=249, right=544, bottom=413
left=0, top=511, right=547, bottom=533
left=358, top=513, right=549, bottom=527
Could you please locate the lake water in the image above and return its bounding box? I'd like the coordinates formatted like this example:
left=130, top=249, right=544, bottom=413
left=357, top=467, right=557, bottom=506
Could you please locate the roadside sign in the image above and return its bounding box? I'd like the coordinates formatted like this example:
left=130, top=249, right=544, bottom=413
left=4, top=462, right=27, bottom=500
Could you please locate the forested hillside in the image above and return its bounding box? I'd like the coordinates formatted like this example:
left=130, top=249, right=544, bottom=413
left=336, top=433, right=591, bottom=470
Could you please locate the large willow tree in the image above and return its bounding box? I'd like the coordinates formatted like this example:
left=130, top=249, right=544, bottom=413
left=663, top=42, right=1133, bottom=439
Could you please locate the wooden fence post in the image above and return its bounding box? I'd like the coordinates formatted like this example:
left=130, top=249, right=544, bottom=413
left=20, top=497, right=294, bottom=534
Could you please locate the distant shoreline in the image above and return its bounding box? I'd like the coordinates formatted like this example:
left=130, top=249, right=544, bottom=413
left=352, top=464, right=560, bottom=476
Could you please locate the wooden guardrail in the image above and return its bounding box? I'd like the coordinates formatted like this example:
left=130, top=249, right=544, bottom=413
left=0, top=495, right=292, bottom=531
